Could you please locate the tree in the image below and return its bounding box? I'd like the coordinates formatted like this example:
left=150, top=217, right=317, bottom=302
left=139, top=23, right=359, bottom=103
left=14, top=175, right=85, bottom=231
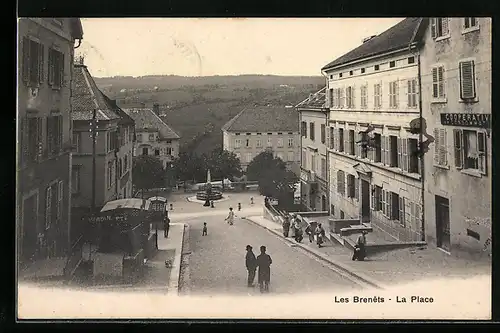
left=132, top=155, right=166, bottom=195
left=172, top=152, right=206, bottom=184
left=205, top=147, right=242, bottom=188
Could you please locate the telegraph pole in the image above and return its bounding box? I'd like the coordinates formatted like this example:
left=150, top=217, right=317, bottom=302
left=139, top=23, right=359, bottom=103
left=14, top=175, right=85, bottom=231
left=91, top=108, right=97, bottom=212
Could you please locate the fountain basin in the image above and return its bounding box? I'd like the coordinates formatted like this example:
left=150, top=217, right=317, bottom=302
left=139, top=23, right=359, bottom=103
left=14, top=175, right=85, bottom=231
left=196, top=190, right=223, bottom=201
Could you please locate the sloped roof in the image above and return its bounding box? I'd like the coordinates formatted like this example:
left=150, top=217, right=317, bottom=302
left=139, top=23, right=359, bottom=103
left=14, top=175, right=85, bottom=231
left=69, top=18, right=84, bottom=40
left=322, top=18, right=427, bottom=70
left=295, top=87, right=327, bottom=109
left=71, top=64, right=120, bottom=121
left=101, top=94, right=135, bottom=125
left=123, top=108, right=180, bottom=140
left=222, top=106, right=299, bottom=133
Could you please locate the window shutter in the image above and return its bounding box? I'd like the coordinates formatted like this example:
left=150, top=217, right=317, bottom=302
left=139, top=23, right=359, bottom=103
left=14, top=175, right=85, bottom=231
left=22, top=37, right=30, bottom=83
left=415, top=204, right=421, bottom=229
left=433, top=128, right=440, bottom=164
left=395, top=81, right=399, bottom=108
left=352, top=85, right=356, bottom=109
left=381, top=190, right=386, bottom=215
left=386, top=191, right=391, bottom=218
left=21, top=117, right=28, bottom=163
left=399, top=197, right=405, bottom=226
left=432, top=68, right=438, bottom=98
left=459, top=60, right=476, bottom=100
left=439, top=129, right=446, bottom=165
left=60, top=53, right=65, bottom=87
left=438, top=66, right=445, bottom=98
left=325, top=125, right=330, bottom=147
left=371, top=185, right=375, bottom=210
left=397, top=138, right=402, bottom=169
left=57, top=180, right=63, bottom=221
left=48, top=49, right=54, bottom=85
left=344, top=130, right=348, bottom=153
left=442, top=18, right=449, bottom=35
left=478, top=131, right=487, bottom=175
left=381, top=136, right=386, bottom=165
left=37, top=119, right=43, bottom=161
left=38, top=43, right=44, bottom=84
left=354, top=178, right=359, bottom=200
left=431, top=18, right=437, bottom=38
left=407, top=80, right=412, bottom=107
left=45, top=186, right=52, bottom=229
left=454, top=129, right=463, bottom=168
left=403, top=139, right=409, bottom=172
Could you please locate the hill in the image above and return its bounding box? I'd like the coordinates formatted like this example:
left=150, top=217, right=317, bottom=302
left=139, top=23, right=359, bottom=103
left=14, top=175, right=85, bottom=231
left=94, top=75, right=324, bottom=155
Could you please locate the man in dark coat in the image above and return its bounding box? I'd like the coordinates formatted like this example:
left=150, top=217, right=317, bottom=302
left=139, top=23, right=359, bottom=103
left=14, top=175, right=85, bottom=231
left=164, top=215, right=170, bottom=238
left=352, top=230, right=368, bottom=261
left=256, top=245, right=272, bottom=293
left=245, top=245, right=257, bottom=287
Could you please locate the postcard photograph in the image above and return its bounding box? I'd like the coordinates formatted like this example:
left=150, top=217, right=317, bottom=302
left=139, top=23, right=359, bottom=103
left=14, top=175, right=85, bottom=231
left=16, top=17, right=492, bottom=320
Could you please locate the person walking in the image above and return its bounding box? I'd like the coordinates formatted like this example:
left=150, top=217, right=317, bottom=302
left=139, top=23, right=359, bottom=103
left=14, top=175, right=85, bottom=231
left=245, top=245, right=257, bottom=287
left=305, top=223, right=314, bottom=243
left=293, top=216, right=303, bottom=243
left=164, top=215, right=170, bottom=238
left=282, top=215, right=291, bottom=237
left=315, top=223, right=326, bottom=248
left=250, top=197, right=254, bottom=205
left=352, top=231, right=368, bottom=261
left=256, top=245, right=272, bottom=293
left=238, top=202, right=242, bottom=211
left=225, top=207, right=235, bottom=225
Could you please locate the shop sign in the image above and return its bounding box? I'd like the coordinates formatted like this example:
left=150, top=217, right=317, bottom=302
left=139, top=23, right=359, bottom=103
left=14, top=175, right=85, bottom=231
left=440, top=113, right=490, bottom=128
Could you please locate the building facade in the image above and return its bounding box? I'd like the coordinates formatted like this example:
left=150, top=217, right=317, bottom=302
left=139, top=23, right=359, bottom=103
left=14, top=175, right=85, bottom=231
left=420, top=17, right=492, bottom=256
left=124, top=104, right=180, bottom=169
left=322, top=18, right=428, bottom=242
left=71, top=61, right=135, bottom=240
left=296, top=88, right=330, bottom=211
left=222, top=106, right=300, bottom=173
left=17, top=18, right=83, bottom=264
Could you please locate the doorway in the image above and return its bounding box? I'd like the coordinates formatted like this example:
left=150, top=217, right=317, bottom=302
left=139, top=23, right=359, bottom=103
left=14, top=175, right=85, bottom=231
left=21, top=193, right=38, bottom=262
left=435, top=195, right=451, bottom=252
left=361, top=179, right=370, bottom=223
left=321, top=195, right=327, bottom=212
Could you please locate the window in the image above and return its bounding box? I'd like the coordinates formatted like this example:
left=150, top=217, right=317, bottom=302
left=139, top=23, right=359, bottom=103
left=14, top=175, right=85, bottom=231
left=246, top=133, right=252, bottom=136
left=374, top=133, right=381, bottom=162
left=302, top=150, right=306, bottom=167
left=257, top=133, right=262, bottom=135
left=329, top=75, right=333, bottom=79
left=118, top=159, right=122, bottom=177
left=107, top=131, right=118, bottom=152
left=277, top=152, right=284, bottom=161
left=389, top=81, right=399, bottom=108
left=408, top=139, right=420, bottom=173
left=463, top=17, right=478, bottom=30
left=349, top=70, right=353, bottom=76
left=21, top=117, right=42, bottom=164
left=154, top=149, right=160, bottom=156
left=459, top=60, right=476, bottom=100
left=339, top=88, right=345, bottom=109
left=288, top=151, right=294, bottom=162
left=321, top=158, right=327, bottom=179
left=407, top=79, right=418, bottom=108
left=311, top=154, right=316, bottom=172
left=432, top=66, right=446, bottom=99
left=47, top=115, right=62, bottom=156
left=371, top=185, right=382, bottom=211
left=246, top=139, right=250, bottom=147
left=288, top=137, right=293, bottom=147
left=267, top=137, right=273, bottom=147
left=329, top=127, right=334, bottom=149
left=374, top=83, right=382, bottom=108
left=389, top=136, right=398, bottom=167
left=256, top=139, right=262, bottom=148
left=245, top=153, right=252, bottom=163
left=48, top=48, right=64, bottom=88
left=57, top=181, right=63, bottom=222
left=374, top=65, right=379, bottom=71
left=235, top=133, right=241, bottom=136
left=71, top=166, right=81, bottom=194
left=345, top=86, right=352, bottom=108
left=340, top=210, right=345, bottom=219
left=235, top=139, right=242, bottom=148
left=149, top=134, right=155, bottom=141
left=136, top=134, right=142, bottom=142
left=124, top=155, right=128, bottom=171
left=45, top=186, right=52, bottom=230
left=309, top=123, right=315, bottom=140
left=329, top=88, right=334, bottom=107
left=347, top=174, right=355, bottom=198
left=361, top=68, right=365, bottom=74
left=347, top=130, right=355, bottom=155
left=21, top=38, right=44, bottom=87
left=360, top=85, right=368, bottom=109
left=301, top=121, right=307, bottom=137
left=399, top=196, right=406, bottom=227
left=408, top=57, right=415, bottom=64
left=454, top=129, right=487, bottom=174
left=389, top=61, right=396, bottom=68
left=339, top=73, right=343, bottom=78
left=331, top=204, right=335, bottom=216
left=331, top=88, right=338, bottom=108
left=338, top=129, right=344, bottom=152
left=320, top=124, right=326, bottom=144
left=108, top=161, right=113, bottom=188
left=142, top=147, right=148, bottom=155
left=166, top=147, right=172, bottom=155
left=276, top=138, right=283, bottom=148
left=431, top=18, right=450, bottom=39
left=337, top=170, right=345, bottom=196
left=434, top=128, right=448, bottom=167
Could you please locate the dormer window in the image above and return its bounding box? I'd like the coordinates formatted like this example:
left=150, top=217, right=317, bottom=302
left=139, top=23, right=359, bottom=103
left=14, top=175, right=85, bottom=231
left=408, top=57, right=415, bottom=64
left=389, top=61, right=396, bottom=68
left=349, top=70, right=353, bottom=76
left=339, top=73, right=343, bottom=78
left=361, top=68, right=365, bottom=74
left=374, top=65, right=380, bottom=71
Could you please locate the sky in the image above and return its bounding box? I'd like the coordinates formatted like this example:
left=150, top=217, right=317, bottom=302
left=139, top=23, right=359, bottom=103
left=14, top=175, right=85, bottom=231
left=76, top=18, right=405, bottom=78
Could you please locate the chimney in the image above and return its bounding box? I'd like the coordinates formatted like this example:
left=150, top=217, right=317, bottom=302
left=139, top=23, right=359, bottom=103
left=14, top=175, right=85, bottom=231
left=153, top=103, right=160, bottom=116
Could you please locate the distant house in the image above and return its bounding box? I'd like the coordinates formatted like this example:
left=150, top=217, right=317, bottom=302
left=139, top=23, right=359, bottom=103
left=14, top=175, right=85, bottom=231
left=222, top=106, right=300, bottom=173
left=71, top=60, right=135, bottom=240
left=123, top=104, right=180, bottom=169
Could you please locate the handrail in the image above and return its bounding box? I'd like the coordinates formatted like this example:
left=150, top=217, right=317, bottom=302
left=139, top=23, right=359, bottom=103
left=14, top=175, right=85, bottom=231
left=64, top=234, right=85, bottom=280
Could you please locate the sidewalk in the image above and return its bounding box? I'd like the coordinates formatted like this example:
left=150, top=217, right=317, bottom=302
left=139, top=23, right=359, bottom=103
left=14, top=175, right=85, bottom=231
left=245, top=215, right=492, bottom=288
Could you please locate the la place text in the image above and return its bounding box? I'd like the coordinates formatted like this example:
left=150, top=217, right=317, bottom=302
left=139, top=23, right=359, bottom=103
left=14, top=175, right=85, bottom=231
left=334, top=296, right=434, bottom=304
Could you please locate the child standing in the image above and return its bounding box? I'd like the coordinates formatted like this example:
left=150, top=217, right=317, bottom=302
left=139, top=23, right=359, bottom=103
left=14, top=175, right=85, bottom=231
left=202, top=222, right=208, bottom=236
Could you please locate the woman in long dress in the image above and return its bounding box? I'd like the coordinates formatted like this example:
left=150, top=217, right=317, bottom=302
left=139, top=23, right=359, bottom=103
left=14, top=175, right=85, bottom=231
left=256, top=245, right=272, bottom=293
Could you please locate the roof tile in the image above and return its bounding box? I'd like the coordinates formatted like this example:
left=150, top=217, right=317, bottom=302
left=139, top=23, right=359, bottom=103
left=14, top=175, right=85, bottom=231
left=222, top=106, right=299, bottom=133
left=123, top=108, right=180, bottom=140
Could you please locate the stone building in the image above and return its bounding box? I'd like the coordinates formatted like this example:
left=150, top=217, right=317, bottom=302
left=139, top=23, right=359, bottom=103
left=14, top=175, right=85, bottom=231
left=222, top=106, right=300, bottom=173
left=123, top=104, right=180, bottom=169
left=420, top=17, right=492, bottom=257
left=322, top=18, right=428, bottom=242
left=17, top=18, right=83, bottom=269
left=296, top=88, right=330, bottom=211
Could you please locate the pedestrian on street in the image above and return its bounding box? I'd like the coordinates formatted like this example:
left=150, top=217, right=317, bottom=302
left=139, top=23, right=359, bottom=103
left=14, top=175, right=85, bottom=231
left=245, top=245, right=257, bottom=287
left=202, top=222, right=208, bottom=236
left=293, top=216, right=303, bottom=243
left=282, top=215, right=291, bottom=237
left=250, top=197, right=254, bottom=205
left=211, top=200, right=215, bottom=208
left=238, top=202, right=241, bottom=211
left=352, top=230, right=368, bottom=261
left=164, top=215, right=170, bottom=238
left=256, top=245, right=272, bottom=293
left=305, top=223, right=314, bottom=243
left=315, top=223, right=326, bottom=248
left=225, top=207, right=235, bottom=225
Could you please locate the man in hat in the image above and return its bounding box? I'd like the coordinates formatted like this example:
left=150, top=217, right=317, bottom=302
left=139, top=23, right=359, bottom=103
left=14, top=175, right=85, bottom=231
left=256, top=245, right=272, bottom=293
left=245, top=245, right=257, bottom=287
left=352, top=230, right=368, bottom=261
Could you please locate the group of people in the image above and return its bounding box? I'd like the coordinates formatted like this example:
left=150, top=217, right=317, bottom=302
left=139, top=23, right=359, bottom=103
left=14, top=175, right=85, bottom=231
left=245, top=245, right=272, bottom=293
left=281, top=214, right=326, bottom=248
